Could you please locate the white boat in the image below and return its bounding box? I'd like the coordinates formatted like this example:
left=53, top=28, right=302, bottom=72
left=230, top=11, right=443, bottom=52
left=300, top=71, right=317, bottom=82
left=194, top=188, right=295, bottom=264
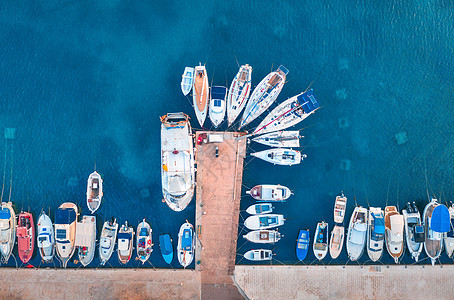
left=251, top=131, right=301, bottom=148
left=86, top=171, right=103, bottom=214
left=99, top=218, right=118, bottom=266
left=243, top=230, right=282, bottom=244
left=192, top=64, right=209, bottom=127
left=367, top=207, right=385, bottom=262
left=244, top=214, right=285, bottom=230
left=181, top=67, right=194, bottom=96
left=136, top=219, right=153, bottom=264
left=160, top=113, right=196, bottom=212
left=227, top=64, right=252, bottom=126
left=117, top=221, right=134, bottom=264
left=252, top=89, right=320, bottom=136
left=208, top=86, right=227, bottom=128
left=0, top=201, right=16, bottom=262
left=313, top=221, right=329, bottom=260
left=246, top=184, right=292, bottom=202
left=76, top=215, right=96, bottom=267
left=244, top=249, right=273, bottom=261
left=445, top=202, right=454, bottom=258
left=239, top=65, right=289, bottom=129
left=246, top=203, right=274, bottom=215
left=55, top=202, right=78, bottom=268
left=177, top=221, right=195, bottom=268
left=251, top=148, right=305, bottom=166
left=384, top=206, right=404, bottom=264
left=402, top=202, right=424, bottom=262
left=37, top=211, right=55, bottom=263
left=424, top=199, right=450, bottom=265
left=333, top=193, right=347, bottom=224
left=329, top=225, right=344, bottom=259
left=346, top=206, right=368, bottom=261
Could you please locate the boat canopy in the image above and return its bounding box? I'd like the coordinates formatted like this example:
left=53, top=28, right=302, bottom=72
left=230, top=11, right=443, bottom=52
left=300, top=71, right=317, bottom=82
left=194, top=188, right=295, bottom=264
left=297, top=89, right=320, bottom=113
left=211, top=86, right=227, bottom=100
left=0, top=208, right=11, bottom=219
left=55, top=208, right=76, bottom=225
left=118, top=233, right=131, bottom=251
left=390, top=215, right=404, bottom=233
left=139, top=227, right=149, bottom=237
left=372, top=213, right=385, bottom=234
left=38, top=233, right=51, bottom=248
left=100, top=237, right=112, bottom=249
left=75, top=223, right=94, bottom=246
left=350, top=229, right=365, bottom=245
left=182, top=229, right=193, bottom=250
left=432, top=205, right=450, bottom=233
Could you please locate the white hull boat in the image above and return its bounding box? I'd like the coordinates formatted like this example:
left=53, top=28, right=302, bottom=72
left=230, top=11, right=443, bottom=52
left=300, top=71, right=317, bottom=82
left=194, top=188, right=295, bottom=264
left=118, top=221, right=134, bottom=264
left=99, top=218, right=118, bottom=266
left=246, top=184, right=292, bottom=202
left=161, top=113, right=195, bottom=212
left=246, top=203, right=274, bottom=215
left=313, top=221, right=329, bottom=260
left=243, top=230, right=282, bottom=244
left=55, top=202, right=78, bottom=268
left=227, top=64, right=252, bottom=126
left=244, top=249, right=272, bottom=261
left=424, top=199, right=449, bottom=265
left=244, top=214, right=284, bottom=230
left=333, top=193, right=347, bottom=224
left=193, top=64, right=209, bottom=127
left=37, top=211, right=55, bottom=263
left=384, top=206, right=404, bottom=264
left=402, top=202, right=424, bottom=262
left=181, top=67, right=194, bottom=96
left=208, top=86, right=227, bottom=128
left=177, top=221, right=195, bottom=268
left=251, top=131, right=301, bottom=148
left=0, top=201, right=16, bottom=262
left=367, top=207, right=385, bottom=262
left=329, top=225, right=344, bottom=259
left=87, top=171, right=103, bottom=213
left=251, top=148, right=305, bottom=166
left=346, top=206, right=368, bottom=261
left=252, top=89, right=320, bottom=136
left=136, top=219, right=153, bottom=264
left=76, top=215, right=96, bottom=267
left=445, top=202, right=454, bottom=258
left=239, top=65, right=288, bottom=129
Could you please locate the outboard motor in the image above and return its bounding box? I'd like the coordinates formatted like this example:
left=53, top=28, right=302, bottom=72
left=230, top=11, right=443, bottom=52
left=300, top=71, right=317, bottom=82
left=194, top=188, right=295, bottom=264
left=405, top=202, right=412, bottom=213
left=411, top=201, right=418, bottom=213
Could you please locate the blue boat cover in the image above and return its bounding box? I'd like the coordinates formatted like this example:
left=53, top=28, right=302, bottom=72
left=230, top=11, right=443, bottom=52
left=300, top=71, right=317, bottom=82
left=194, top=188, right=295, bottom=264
left=182, top=229, right=192, bottom=250
left=372, top=213, right=385, bottom=234
left=211, top=86, right=227, bottom=100
left=140, top=227, right=148, bottom=236
left=55, top=208, right=76, bottom=224
left=118, top=233, right=131, bottom=240
left=432, top=205, right=450, bottom=233
left=0, top=208, right=11, bottom=219
left=159, top=234, right=172, bottom=255
left=297, top=89, right=320, bottom=113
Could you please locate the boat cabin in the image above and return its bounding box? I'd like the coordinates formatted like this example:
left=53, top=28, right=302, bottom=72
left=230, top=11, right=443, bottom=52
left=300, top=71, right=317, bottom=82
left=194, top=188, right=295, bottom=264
left=259, top=216, right=278, bottom=227
left=414, top=225, right=425, bottom=243
left=182, top=229, right=193, bottom=251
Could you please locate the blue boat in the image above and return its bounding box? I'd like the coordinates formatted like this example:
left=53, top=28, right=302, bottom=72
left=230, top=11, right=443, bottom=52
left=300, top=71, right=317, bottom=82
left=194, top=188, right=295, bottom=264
left=159, top=233, right=174, bottom=264
left=296, top=229, right=310, bottom=261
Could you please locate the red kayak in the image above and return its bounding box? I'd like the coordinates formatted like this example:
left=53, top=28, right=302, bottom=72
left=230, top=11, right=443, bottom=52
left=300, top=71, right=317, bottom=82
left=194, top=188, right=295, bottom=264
left=17, top=212, right=34, bottom=264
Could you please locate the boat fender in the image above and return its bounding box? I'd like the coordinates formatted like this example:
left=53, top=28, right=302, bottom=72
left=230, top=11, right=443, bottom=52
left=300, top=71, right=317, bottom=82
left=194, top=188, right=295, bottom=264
left=147, top=240, right=152, bottom=245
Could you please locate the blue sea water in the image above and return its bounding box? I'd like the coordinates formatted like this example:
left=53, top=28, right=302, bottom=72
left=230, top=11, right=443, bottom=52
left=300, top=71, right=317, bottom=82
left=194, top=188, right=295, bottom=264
left=0, top=1, right=452, bottom=269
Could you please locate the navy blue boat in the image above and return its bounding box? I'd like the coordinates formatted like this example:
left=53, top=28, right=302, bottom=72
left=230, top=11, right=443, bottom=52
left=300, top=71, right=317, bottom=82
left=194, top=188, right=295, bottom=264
left=159, top=233, right=174, bottom=264
left=296, top=229, right=310, bottom=261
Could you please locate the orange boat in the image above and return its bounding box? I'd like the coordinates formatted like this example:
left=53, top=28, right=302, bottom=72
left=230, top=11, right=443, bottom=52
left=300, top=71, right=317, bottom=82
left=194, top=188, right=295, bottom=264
left=17, top=212, right=34, bottom=264
left=192, top=64, right=209, bottom=127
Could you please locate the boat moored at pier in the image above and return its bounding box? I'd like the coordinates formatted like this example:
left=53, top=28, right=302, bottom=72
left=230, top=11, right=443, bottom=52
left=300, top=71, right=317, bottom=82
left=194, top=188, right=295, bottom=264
left=246, top=184, right=292, bottom=202
left=346, top=206, right=368, bottom=261
left=209, top=86, right=227, bottom=128
left=329, top=225, right=344, bottom=259
left=313, top=221, right=329, bottom=260
left=402, top=202, right=424, bottom=262
left=177, top=221, right=195, bottom=268
left=37, top=211, right=55, bottom=263
left=137, top=219, right=153, bottom=264
left=0, top=202, right=16, bottom=262
left=333, top=193, right=347, bottom=224
left=423, top=199, right=449, bottom=265
left=17, top=211, right=34, bottom=264
left=227, top=64, right=252, bottom=126
left=244, top=249, right=273, bottom=261
left=244, top=214, right=285, bottom=230
left=55, top=203, right=78, bottom=268
left=246, top=203, right=274, bottom=215
left=76, top=215, right=97, bottom=267
left=192, top=64, right=209, bottom=127
left=117, top=221, right=134, bottom=265
left=384, top=206, right=404, bottom=264
left=296, top=229, right=310, bottom=261
left=251, top=131, right=301, bottom=148
left=243, top=230, right=282, bottom=244
left=99, top=218, right=118, bottom=266
left=367, top=207, right=385, bottom=262
left=251, top=148, right=305, bottom=166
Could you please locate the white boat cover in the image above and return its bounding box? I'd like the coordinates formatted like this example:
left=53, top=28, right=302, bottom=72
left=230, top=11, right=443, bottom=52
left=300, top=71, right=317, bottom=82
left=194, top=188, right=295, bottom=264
left=75, top=223, right=94, bottom=247
left=350, top=229, right=366, bottom=245
left=390, top=215, right=404, bottom=241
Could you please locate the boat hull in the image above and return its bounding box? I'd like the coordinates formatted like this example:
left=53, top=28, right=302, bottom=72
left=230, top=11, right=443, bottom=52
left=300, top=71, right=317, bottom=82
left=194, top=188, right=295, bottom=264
left=384, top=206, right=404, bottom=264
left=136, top=220, right=153, bottom=264
left=245, top=203, right=273, bottom=215
left=423, top=199, right=445, bottom=265
left=367, top=207, right=384, bottom=262
left=177, top=222, right=195, bottom=268
left=296, top=229, right=310, bottom=261
left=244, top=249, right=272, bottom=261
left=117, top=224, right=134, bottom=265
left=402, top=208, right=423, bottom=262
left=251, top=131, right=301, bottom=148
left=227, top=64, right=252, bottom=126
left=209, top=86, right=227, bottom=128
left=193, top=65, right=209, bottom=127
left=159, top=234, right=174, bottom=265
left=37, top=212, right=55, bottom=263
left=251, top=148, right=303, bottom=166
left=313, top=222, right=329, bottom=261
left=333, top=194, right=347, bottom=224
left=0, top=202, right=16, bottom=262
left=246, top=184, right=292, bottom=201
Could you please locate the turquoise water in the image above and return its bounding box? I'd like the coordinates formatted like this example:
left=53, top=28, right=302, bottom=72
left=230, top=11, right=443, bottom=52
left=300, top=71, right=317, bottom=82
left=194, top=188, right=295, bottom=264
left=0, top=1, right=453, bottom=268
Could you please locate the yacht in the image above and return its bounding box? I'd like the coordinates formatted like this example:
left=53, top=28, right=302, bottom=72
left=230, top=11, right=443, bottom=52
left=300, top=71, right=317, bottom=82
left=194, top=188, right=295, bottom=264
left=246, top=184, right=292, bottom=202
left=251, top=131, right=301, bottom=148
left=37, top=211, right=55, bottom=263
left=384, top=206, right=404, bottom=264
left=192, top=64, right=209, bottom=127
left=402, top=202, right=424, bottom=262
left=55, top=203, right=78, bottom=268
left=423, top=199, right=450, bottom=265
left=227, top=64, right=252, bottom=126
left=76, top=215, right=97, bottom=267
left=0, top=202, right=16, bottom=262
left=99, top=217, right=118, bottom=265
left=208, top=86, right=227, bottom=128
left=366, top=207, right=385, bottom=262
left=346, top=206, right=368, bottom=261
left=244, top=214, right=285, bottom=230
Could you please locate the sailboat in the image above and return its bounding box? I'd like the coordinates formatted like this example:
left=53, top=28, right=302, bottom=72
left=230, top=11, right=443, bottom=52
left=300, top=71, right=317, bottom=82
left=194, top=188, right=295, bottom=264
left=209, top=86, right=227, bottom=128
left=402, top=202, right=424, bottom=262
left=384, top=206, right=404, bottom=264
left=251, top=148, right=305, bottom=166
left=17, top=211, right=34, bottom=264
left=192, top=64, right=209, bottom=127
left=227, top=64, right=252, bottom=126
left=55, top=202, right=78, bottom=268
left=366, top=207, right=385, bottom=262
left=86, top=171, right=103, bottom=214
left=76, top=215, right=97, bottom=267
left=0, top=202, right=16, bottom=262
left=99, top=217, right=118, bottom=266
left=181, top=67, right=194, bottom=96
left=159, top=233, right=173, bottom=265
left=239, top=65, right=289, bottom=129
left=296, top=229, right=310, bottom=261
left=136, top=219, right=153, bottom=264
left=333, top=193, right=347, bottom=224
left=445, top=202, right=454, bottom=258
left=329, top=225, right=344, bottom=259
left=313, top=221, right=328, bottom=260
left=423, top=199, right=449, bottom=265
left=244, top=249, right=273, bottom=261
left=177, top=221, right=195, bottom=268
left=246, top=184, right=292, bottom=202
left=246, top=203, right=274, bottom=215
left=37, top=211, right=55, bottom=263
left=252, top=89, right=320, bottom=136
left=244, top=214, right=285, bottom=230
left=117, top=221, right=134, bottom=264
left=243, top=230, right=282, bottom=244
left=346, top=206, right=368, bottom=261
left=160, top=113, right=196, bottom=212
left=251, top=131, right=301, bottom=148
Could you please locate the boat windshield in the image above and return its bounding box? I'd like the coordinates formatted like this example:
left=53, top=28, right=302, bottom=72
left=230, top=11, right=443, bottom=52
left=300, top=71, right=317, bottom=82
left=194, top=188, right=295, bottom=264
left=260, top=216, right=277, bottom=226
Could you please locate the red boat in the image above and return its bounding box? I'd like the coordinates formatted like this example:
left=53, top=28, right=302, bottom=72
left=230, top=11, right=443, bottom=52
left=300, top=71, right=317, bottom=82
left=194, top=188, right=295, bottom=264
left=17, top=212, right=34, bottom=264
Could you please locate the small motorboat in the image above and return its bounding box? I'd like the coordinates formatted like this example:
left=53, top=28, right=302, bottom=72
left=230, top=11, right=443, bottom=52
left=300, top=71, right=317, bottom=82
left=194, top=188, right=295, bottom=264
left=244, top=214, right=285, bottom=230
left=227, top=64, right=252, bottom=126
left=367, top=207, right=385, bottom=262
left=333, top=193, right=347, bottom=224
left=402, top=202, right=424, bottom=262
left=243, top=230, right=282, bottom=244
left=445, top=202, right=454, bottom=258
left=177, top=221, right=195, bottom=268
left=37, top=211, right=55, bottom=263
left=296, top=229, right=310, bottom=261
left=246, top=203, right=274, bottom=215
left=159, top=233, right=173, bottom=265
left=244, top=249, right=272, bottom=261
left=17, top=211, right=34, bottom=264
left=86, top=170, right=103, bottom=214
left=209, top=86, right=227, bottom=128
left=329, top=225, right=344, bottom=259
left=99, top=217, right=118, bottom=266
left=76, top=215, right=97, bottom=267
left=192, top=64, right=209, bottom=127
left=55, top=202, right=78, bottom=268
left=0, top=202, right=16, bottom=262
left=346, top=206, right=368, bottom=261
left=136, top=219, right=153, bottom=264
left=313, top=221, right=329, bottom=260
left=117, top=221, right=134, bottom=265
left=424, top=199, right=449, bottom=265
left=251, top=131, right=301, bottom=148
left=246, top=184, right=292, bottom=202
left=384, top=206, right=404, bottom=264
left=251, top=148, right=305, bottom=166
left=181, top=67, right=194, bottom=96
